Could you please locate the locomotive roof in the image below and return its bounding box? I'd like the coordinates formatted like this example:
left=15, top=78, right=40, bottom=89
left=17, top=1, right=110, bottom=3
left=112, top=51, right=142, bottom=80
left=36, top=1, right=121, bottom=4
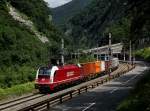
left=58, top=64, right=80, bottom=69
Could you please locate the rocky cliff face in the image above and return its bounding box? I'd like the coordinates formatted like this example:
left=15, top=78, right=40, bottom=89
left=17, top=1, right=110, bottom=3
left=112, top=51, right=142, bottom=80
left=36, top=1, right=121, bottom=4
left=8, top=4, right=49, bottom=43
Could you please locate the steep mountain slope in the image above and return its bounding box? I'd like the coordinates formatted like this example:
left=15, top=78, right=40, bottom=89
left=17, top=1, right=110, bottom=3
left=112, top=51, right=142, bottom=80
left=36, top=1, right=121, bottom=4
left=66, top=0, right=150, bottom=49
left=51, top=0, right=93, bottom=26
left=128, top=0, right=150, bottom=41
left=67, top=0, right=128, bottom=48
left=8, top=5, right=49, bottom=43
left=9, top=0, right=61, bottom=42
left=0, top=0, right=62, bottom=88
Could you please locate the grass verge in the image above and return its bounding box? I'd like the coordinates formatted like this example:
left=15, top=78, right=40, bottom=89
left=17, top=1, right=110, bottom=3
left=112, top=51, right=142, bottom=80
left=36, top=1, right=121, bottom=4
left=135, top=47, right=150, bottom=61
left=117, top=69, right=150, bottom=111
left=0, top=82, right=34, bottom=101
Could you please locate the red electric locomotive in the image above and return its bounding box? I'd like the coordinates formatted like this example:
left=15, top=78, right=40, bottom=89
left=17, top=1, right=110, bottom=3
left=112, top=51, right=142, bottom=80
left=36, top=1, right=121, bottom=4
left=35, top=58, right=119, bottom=93
left=35, top=64, right=83, bottom=92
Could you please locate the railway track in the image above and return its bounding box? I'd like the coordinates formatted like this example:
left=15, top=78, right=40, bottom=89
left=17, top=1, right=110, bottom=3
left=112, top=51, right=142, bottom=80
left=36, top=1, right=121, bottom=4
left=0, top=93, right=46, bottom=110
left=0, top=92, right=39, bottom=106
left=0, top=63, right=134, bottom=111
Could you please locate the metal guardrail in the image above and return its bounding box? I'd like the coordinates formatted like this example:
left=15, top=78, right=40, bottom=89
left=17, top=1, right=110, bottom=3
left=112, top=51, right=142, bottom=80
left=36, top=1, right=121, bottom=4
left=15, top=65, right=135, bottom=111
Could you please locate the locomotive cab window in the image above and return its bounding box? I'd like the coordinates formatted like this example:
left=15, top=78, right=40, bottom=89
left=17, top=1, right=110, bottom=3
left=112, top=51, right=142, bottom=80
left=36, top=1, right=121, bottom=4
left=39, top=67, right=51, bottom=76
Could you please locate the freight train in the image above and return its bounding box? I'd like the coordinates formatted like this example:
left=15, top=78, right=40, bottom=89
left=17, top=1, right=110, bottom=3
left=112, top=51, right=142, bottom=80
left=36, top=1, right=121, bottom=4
left=35, top=58, right=119, bottom=92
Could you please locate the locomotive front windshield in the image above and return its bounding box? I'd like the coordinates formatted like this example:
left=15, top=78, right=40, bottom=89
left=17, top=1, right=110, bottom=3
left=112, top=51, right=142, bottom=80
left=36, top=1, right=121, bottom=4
left=39, top=67, right=51, bottom=76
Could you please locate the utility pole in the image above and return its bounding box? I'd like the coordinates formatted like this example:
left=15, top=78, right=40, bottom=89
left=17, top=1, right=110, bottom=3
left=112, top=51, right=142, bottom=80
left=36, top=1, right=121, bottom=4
left=133, top=44, right=135, bottom=65
left=75, top=52, right=77, bottom=60
left=123, top=47, right=126, bottom=61
left=61, top=38, right=64, bottom=65
left=129, top=40, right=132, bottom=64
left=77, top=49, right=80, bottom=62
left=97, top=44, right=99, bottom=61
left=109, top=33, right=112, bottom=58
left=108, top=33, right=112, bottom=76
left=109, top=33, right=112, bottom=57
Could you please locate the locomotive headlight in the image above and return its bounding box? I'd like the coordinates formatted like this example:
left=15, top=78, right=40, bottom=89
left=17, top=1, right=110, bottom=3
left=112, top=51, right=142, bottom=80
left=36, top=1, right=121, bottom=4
left=41, top=78, right=45, bottom=81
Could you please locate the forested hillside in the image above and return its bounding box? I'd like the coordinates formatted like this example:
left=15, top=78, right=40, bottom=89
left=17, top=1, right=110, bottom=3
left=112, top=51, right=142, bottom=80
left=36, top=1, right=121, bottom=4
left=51, top=0, right=93, bottom=26
left=64, top=0, right=150, bottom=49
left=9, top=0, right=61, bottom=42
left=67, top=0, right=129, bottom=48
left=0, top=0, right=62, bottom=88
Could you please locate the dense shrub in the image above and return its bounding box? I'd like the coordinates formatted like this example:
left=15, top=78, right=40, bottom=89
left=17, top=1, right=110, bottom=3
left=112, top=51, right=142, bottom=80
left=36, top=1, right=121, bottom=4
left=135, top=47, right=150, bottom=61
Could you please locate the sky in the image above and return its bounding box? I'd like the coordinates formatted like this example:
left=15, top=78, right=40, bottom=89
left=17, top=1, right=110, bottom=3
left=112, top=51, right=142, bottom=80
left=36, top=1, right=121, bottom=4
left=44, top=0, right=72, bottom=8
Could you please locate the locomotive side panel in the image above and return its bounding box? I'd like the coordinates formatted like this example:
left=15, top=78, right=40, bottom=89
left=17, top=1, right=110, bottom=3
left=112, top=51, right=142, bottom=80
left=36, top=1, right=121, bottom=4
left=53, top=65, right=82, bottom=86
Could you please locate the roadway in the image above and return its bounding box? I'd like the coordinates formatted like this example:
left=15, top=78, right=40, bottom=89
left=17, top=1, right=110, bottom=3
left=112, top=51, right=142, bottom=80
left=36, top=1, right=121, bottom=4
left=48, top=63, right=149, bottom=111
